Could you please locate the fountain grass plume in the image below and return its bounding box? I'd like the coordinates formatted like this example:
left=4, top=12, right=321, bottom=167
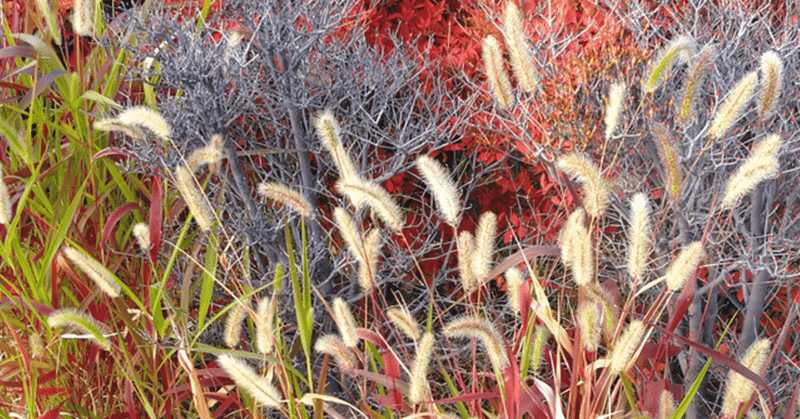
left=721, top=134, right=781, bottom=209
left=258, top=182, right=314, bottom=218
left=482, top=35, right=514, bottom=110
left=62, top=247, right=121, bottom=298
left=217, top=354, right=282, bottom=408
left=709, top=71, right=758, bottom=139
left=503, top=1, right=538, bottom=93
left=48, top=308, right=111, bottom=351
left=416, top=155, right=461, bottom=226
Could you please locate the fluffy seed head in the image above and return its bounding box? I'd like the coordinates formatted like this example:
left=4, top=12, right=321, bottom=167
left=48, top=308, right=111, bottom=351
left=315, top=110, right=358, bottom=182
left=337, top=180, right=403, bottom=232
left=579, top=301, right=602, bottom=352
left=258, top=182, right=314, bottom=218
left=444, top=316, right=509, bottom=372
left=28, top=328, right=44, bottom=358
left=530, top=325, right=548, bottom=373
left=314, top=334, right=358, bottom=371
left=558, top=210, right=593, bottom=287
left=558, top=210, right=584, bottom=266
left=174, top=165, right=215, bottom=232
left=757, top=51, right=784, bottom=119
left=62, top=247, right=121, bottom=298
left=664, top=242, right=705, bottom=292
left=93, top=119, right=144, bottom=142
left=386, top=305, right=421, bottom=341
left=332, top=297, right=358, bottom=348
left=627, top=193, right=652, bottom=282
left=604, top=82, right=626, bottom=140
left=185, top=134, right=225, bottom=174
left=416, top=156, right=461, bottom=226
left=255, top=296, right=276, bottom=354
left=678, top=44, right=717, bottom=123
left=652, top=122, right=683, bottom=199
left=132, top=223, right=151, bottom=249
left=658, top=390, right=676, bottom=419
left=503, top=2, right=537, bottom=93
left=224, top=300, right=249, bottom=349
left=556, top=153, right=609, bottom=218
left=482, top=35, right=514, bottom=110
left=0, top=169, right=12, bottom=225
left=721, top=134, right=781, bottom=209
left=472, top=211, right=497, bottom=286
left=409, top=332, right=435, bottom=404
left=644, top=35, right=694, bottom=92
left=115, top=106, right=172, bottom=141
left=708, top=71, right=758, bottom=139
left=73, top=0, right=94, bottom=37
left=505, top=267, right=523, bottom=314
left=609, top=320, right=646, bottom=373
left=721, top=338, right=771, bottom=418
left=357, top=229, right=381, bottom=292
left=333, top=207, right=365, bottom=263
left=458, top=230, right=476, bottom=293
left=217, top=354, right=282, bottom=408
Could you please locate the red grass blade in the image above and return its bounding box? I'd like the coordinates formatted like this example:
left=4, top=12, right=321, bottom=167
left=149, top=177, right=163, bottom=263
left=101, top=202, right=141, bottom=246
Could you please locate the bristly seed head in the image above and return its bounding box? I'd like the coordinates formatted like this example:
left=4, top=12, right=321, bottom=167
left=458, top=230, right=476, bottom=293
left=604, top=82, right=626, bottom=141
left=332, top=297, right=358, bottom=348
left=644, top=35, right=694, bottom=93
left=173, top=165, right=215, bottom=232
left=255, top=296, right=276, bottom=354
left=336, top=180, right=404, bottom=232
left=578, top=300, right=602, bottom=352
left=444, top=316, right=509, bottom=373
left=721, top=134, right=781, bottom=210
left=678, top=44, right=717, bottom=124
left=556, top=153, right=609, bottom=218
left=357, top=229, right=381, bottom=293
left=217, top=354, right=282, bottom=408
left=315, top=110, right=359, bottom=183
left=132, top=223, right=151, bottom=249
left=48, top=308, right=111, bottom=351
left=609, top=320, right=646, bottom=373
left=0, top=168, right=12, bottom=225
left=386, top=305, right=421, bottom=341
left=482, top=35, right=514, bottom=110
left=314, top=334, right=358, bottom=371
left=472, top=211, right=497, bottom=286
left=73, top=0, right=95, bottom=37
left=62, top=247, right=121, bottom=298
left=708, top=71, right=758, bottom=139
left=114, top=106, right=172, bottom=141
left=658, top=390, right=676, bottom=419
left=185, top=134, right=225, bottom=174
left=627, top=193, right=652, bottom=283
left=721, top=338, right=771, bottom=418
left=409, top=332, right=435, bottom=404
left=757, top=51, right=784, bottom=119
left=416, top=155, right=461, bottom=227
left=505, top=267, right=523, bottom=314
left=664, top=242, right=705, bottom=292
left=558, top=210, right=593, bottom=287
left=503, top=1, right=538, bottom=93
left=258, top=182, right=314, bottom=219
left=224, top=299, right=250, bottom=349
